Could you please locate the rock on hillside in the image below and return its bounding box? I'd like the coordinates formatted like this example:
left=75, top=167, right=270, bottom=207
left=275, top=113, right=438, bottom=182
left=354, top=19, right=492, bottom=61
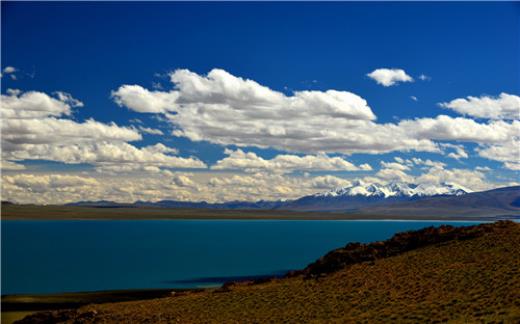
left=292, top=221, right=504, bottom=278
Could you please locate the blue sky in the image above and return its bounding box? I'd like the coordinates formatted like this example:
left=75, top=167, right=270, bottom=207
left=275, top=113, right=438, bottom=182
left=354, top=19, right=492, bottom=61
left=1, top=2, right=519, bottom=203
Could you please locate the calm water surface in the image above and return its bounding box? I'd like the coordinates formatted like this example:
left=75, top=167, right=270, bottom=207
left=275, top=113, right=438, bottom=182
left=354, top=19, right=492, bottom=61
left=1, top=220, right=483, bottom=295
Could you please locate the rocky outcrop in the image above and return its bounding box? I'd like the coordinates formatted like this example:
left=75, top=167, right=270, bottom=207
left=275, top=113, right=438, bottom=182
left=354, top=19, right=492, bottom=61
left=291, top=221, right=512, bottom=278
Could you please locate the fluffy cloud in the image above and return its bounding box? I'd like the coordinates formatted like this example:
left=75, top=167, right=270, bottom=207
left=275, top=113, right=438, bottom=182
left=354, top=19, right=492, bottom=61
left=112, top=85, right=179, bottom=113
left=3, top=70, right=518, bottom=205
left=1, top=89, right=79, bottom=118
left=410, top=158, right=446, bottom=169
left=380, top=161, right=410, bottom=171
left=3, top=66, right=17, bottom=74
left=366, top=68, right=414, bottom=87
left=1, top=66, right=18, bottom=80
left=113, top=69, right=444, bottom=155
left=440, top=143, right=468, bottom=160
left=375, top=161, right=414, bottom=183
left=367, top=156, right=509, bottom=193
left=398, top=115, right=518, bottom=144
left=1, top=90, right=205, bottom=171
left=415, top=166, right=490, bottom=192
left=3, top=174, right=99, bottom=192
left=205, top=172, right=346, bottom=202
left=112, top=69, right=519, bottom=167
left=7, top=142, right=206, bottom=171
left=477, top=139, right=520, bottom=171
left=440, top=93, right=520, bottom=120
left=1, top=160, right=26, bottom=171
left=54, top=91, right=84, bottom=108
left=309, top=175, right=352, bottom=189
left=212, top=149, right=371, bottom=173
left=374, top=169, right=414, bottom=183
left=2, top=174, right=102, bottom=204
left=138, top=126, right=164, bottom=135
left=392, top=157, right=446, bottom=169
left=1, top=172, right=202, bottom=204
left=399, top=115, right=518, bottom=170
left=113, top=69, right=375, bottom=120
left=3, top=118, right=141, bottom=148
left=1, top=171, right=318, bottom=204
left=3, top=162, right=508, bottom=204
left=2, top=89, right=137, bottom=144
left=372, top=159, right=503, bottom=192
left=171, top=173, right=198, bottom=188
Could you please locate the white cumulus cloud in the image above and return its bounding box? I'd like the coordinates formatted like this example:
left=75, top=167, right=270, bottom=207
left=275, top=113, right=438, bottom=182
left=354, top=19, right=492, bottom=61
left=138, top=126, right=164, bottom=135
left=366, top=68, right=414, bottom=87
left=113, top=68, right=443, bottom=155
left=477, top=139, right=520, bottom=171
left=440, top=143, right=469, bottom=160
left=1, top=89, right=206, bottom=172
left=2, top=89, right=78, bottom=118
left=3, top=66, right=17, bottom=74
left=1, top=160, right=26, bottom=171
left=440, top=93, right=520, bottom=120
left=112, top=69, right=519, bottom=170
left=212, top=148, right=371, bottom=173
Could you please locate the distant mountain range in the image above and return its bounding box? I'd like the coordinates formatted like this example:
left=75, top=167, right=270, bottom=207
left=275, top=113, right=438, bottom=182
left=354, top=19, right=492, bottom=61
left=66, top=199, right=286, bottom=210
left=314, top=181, right=469, bottom=198
left=63, top=183, right=520, bottom=218
left=279, top=181, right=470, bottom=211
left=355, top=185, right=520, bottom=218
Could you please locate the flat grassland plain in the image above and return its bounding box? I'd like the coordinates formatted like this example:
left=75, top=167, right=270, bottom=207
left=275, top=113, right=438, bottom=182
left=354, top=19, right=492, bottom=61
left=0, top=204, right=504, bottom=221
left=8, top=221, right=520, bottom=323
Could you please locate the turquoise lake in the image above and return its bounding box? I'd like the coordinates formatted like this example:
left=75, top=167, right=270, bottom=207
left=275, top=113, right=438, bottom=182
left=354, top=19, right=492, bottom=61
left=1, top=220, right=484, bottom=295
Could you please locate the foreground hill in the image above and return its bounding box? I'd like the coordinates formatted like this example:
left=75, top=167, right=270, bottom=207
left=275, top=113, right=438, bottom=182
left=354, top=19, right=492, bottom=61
left=18, top=221, right=520, bottom=323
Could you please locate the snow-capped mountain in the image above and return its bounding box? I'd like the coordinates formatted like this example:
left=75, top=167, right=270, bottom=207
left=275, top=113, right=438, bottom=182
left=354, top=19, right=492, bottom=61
left=315, top=181, right=471, bottom=198
left=280, top=181, right=471, bottom=211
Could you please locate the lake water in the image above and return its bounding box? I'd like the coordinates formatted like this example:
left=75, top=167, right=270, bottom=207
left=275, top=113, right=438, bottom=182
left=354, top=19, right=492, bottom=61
left=1, top=219, right=484, bottom=295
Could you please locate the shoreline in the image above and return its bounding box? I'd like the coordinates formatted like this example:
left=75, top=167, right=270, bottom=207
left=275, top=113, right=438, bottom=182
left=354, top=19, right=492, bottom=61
left=2, top=205, right=518, bottom=221
left=1, top=288, right=200, bottom=324
left=2, top=217, right=510, bottom=222
left=2, top=216, right=516, bottom=221
left=1, top=288, right=200, bottom=311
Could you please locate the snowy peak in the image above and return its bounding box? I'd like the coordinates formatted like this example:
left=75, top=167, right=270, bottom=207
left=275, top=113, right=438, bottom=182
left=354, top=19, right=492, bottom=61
left=315, top=181, right=471, bottom=198
left=414, top=182, right=470, bottom=197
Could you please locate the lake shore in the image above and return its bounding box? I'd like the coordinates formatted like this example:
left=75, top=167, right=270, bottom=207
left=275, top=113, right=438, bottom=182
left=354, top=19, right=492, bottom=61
left=1, top=289, right=197, bottom=324
left=2, top=204, right=514, bottom=221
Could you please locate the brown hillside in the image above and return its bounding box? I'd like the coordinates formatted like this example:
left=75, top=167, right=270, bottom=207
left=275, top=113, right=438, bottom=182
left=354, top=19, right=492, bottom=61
left=17, top=221, right=520, bottom=323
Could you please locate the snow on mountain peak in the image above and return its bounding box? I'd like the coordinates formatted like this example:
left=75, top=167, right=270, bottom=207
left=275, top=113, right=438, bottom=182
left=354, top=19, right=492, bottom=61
left=315, top=181, right=471, bottom=198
